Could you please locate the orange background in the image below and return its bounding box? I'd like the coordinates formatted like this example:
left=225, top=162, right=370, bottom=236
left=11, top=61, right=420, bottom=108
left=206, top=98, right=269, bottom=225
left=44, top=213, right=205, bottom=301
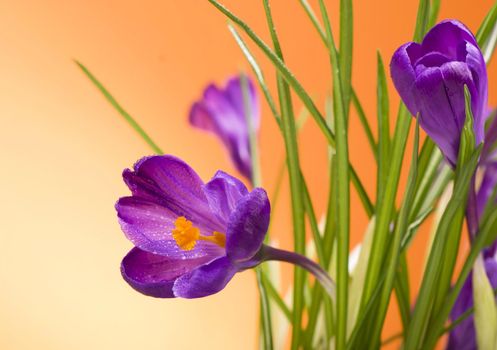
left=1, top=0, right=496, bottom=349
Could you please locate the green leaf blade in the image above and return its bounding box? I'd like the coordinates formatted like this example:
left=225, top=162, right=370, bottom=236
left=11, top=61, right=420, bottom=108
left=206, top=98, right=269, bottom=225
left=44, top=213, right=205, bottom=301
left=316, top=1, right=350, bottom=348
left=476, top=3, right=497, bottom=63
left=370, top=123, right=419, bottom=345
left=376, top=52, right=391, bottom=206
left=260, top=2, right=306, bottom=348
left=339, top=0, right=353, bottom=116
left=75, top=61, right=164, bottom=155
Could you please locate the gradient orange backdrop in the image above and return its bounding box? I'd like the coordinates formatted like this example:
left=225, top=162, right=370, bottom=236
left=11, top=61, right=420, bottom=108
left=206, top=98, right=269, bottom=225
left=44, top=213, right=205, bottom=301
left=1, top=0, right=496, bottom=349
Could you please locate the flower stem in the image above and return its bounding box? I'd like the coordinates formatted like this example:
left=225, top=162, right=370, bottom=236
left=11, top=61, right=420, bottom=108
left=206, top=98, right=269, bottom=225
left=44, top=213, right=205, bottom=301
left=260, top=2, right=306, bottom=349
left=240, top=73, right=274, bottom=350
left=261, top=245, right=336, bottom=302
left=240, top=72, right=262, bottom=188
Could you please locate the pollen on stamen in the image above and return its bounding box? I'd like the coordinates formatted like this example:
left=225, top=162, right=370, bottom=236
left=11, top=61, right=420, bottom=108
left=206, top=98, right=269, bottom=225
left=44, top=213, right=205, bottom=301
left=172, top=216, right=227, bottom=251
left=172, top=216, right=200, bottom=251
left=212, top=231, right=226, bottom=248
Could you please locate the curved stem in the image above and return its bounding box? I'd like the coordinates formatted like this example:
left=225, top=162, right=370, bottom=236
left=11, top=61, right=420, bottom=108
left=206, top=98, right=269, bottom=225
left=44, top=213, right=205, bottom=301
left=260, top=245, right=336, bottom=302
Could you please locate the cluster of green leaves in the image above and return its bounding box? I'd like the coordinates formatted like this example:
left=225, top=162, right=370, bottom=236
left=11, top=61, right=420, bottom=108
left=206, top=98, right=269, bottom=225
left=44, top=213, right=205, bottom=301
left=77, top=0, right=497, bottom=348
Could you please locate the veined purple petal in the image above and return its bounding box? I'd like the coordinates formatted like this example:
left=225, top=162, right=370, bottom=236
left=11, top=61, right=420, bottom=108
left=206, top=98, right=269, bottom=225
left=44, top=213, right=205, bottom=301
left=439, top=61, right=480, bottom=141
left=121, top=247, right=215, bottom=298
left=189, top=75, right=259, bottom=180
left=422, top=20, right=478, bottom=59
left=116, top=197, right=224, bottom=258
left=226, top=188, right=270, bottom=262
left=172, top=256, right=238, bottom=298
left=116, top=196, right=175, bottom=244
left=124, top=155, right=224, bottom=233
left=413, top=52, right=451, bottom=73
left=122, top=168, right=164, bottom=203
left=413, top=67, right=461, bottom=165
left=464, top=42, right=488, bottom=127
left=203, top=170, right=249, bottom=223
left=133, top=155, right=206, bottom=208
left=390, top=42, right=421, bottom=115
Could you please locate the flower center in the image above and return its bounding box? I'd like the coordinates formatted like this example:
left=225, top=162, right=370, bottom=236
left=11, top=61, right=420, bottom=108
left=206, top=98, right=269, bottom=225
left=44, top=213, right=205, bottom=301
left=172, top=216, right=226, bottom=251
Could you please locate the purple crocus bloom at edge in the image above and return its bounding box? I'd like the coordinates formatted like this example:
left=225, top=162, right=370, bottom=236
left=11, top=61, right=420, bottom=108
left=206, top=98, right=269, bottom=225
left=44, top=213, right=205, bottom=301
left=390, top=19, right=488, bottom=166
left=116, top=155, right=270, bottom=298
left=189, top=75, right=260, bottom=181
left=447, top=256, right=497, bottom=350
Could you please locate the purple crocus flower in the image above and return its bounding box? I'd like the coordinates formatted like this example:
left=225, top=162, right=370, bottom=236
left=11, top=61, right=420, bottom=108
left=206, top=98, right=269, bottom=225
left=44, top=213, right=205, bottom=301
left=447, top=255, right=497, bottom=350
left=189, top=75, right=260, bottom=181
left=116, top=155, right=270, bottom=298
left=390, top=19, right=488, bottom=166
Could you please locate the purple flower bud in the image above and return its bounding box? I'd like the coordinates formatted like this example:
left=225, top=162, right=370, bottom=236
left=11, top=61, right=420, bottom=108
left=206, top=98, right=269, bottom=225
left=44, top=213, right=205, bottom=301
left=189, top=75, right=260, bottom=181
left=391, top=20, right=488, bottom=166
left=116, top=155, right=270, bottom=298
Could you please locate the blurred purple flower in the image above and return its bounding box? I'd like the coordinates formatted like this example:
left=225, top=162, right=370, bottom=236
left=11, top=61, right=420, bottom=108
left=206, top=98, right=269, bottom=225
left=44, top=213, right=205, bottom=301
left=390, top=19, right=488, bottom=166
left=116, top=155, right=270, bottom=298
left=474, top=111, right=497, bottom=252
left=447, top=256, right=497, bottom=350
left=189, top=75, right=260, bottom=181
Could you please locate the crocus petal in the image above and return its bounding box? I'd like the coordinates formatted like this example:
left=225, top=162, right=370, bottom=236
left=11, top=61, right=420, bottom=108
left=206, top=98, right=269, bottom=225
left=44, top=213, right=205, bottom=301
left=126, top=155, right=223, bottom=232
left=390, top=42, right=421, bottom=115
left=189, top=76, right=258, bottom=180
left=439, top=61, right=479, bottom=140
left=226, top=188, right=270, bottom=262
left=205, top=85, right=253, bottom=179
left=413, top=52, right=451, bottom=73
left=121, top=247, right=215, bottom=298
left=188, top=102, right=217, bottom=133
left=203, top=170, right=249, bottom=223
left=464, top=41, right=489, bottom=132
left=122, top=168, right=165, bottom=204
left=172, top=256, right=238, bottom=298
left=116, top=196, right=225, bottom=258
left=224, top=76, right=260, bottom=130
left=422, top=20, right=478, bottom=59
left=413, top=67, right=461, bottom=165
left=116, top=196, right=175, bottom=246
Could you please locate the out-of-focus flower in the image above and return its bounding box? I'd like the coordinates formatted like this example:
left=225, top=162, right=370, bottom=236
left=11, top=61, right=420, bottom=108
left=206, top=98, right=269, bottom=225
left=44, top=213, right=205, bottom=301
left=475, top=112, right=497, bottom=251
left=481, top=110, right=497, bottom=165
left=189, top=75, right=260, bottom=180
left=390, top=19, right=488, bottom=166
left=116, top=155, right=270, bottom=298
left=476, top=164, right=497, bottom=220
left=447, top=255, right=497, bottom=350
